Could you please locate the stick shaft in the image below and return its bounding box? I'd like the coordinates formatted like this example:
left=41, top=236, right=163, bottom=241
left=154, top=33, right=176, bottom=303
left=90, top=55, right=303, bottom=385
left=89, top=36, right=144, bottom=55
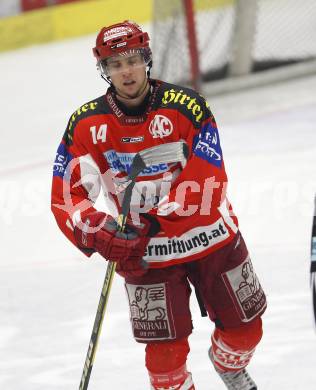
left=79, top=261, right=116, bottom=390
left=78, top=172, right=138, bottom=389
left=311, top=195, right=316, bottom=271
left=311, top=195, right=316, bottom=327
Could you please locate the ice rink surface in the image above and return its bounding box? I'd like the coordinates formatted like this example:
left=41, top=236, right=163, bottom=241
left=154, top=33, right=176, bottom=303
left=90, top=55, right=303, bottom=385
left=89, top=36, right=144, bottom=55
left=1, top=35, right=316, bottom=389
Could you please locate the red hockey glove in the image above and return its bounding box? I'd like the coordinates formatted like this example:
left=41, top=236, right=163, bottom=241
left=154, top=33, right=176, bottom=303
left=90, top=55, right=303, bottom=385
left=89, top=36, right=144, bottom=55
left=74, top=212, right=158, bottom=274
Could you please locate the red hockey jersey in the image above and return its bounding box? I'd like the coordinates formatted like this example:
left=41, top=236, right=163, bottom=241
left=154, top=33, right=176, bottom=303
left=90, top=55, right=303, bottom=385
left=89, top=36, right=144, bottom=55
left=51, top=80, right=239, bottom=268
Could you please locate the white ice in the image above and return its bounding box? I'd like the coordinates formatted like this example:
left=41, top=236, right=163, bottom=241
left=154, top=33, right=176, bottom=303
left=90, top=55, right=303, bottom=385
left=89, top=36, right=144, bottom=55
left=1, top=34, right=316, bottom=389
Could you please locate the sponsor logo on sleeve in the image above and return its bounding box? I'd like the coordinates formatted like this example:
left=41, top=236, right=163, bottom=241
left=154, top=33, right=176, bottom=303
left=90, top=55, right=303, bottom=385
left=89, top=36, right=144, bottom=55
left=53, top=143, right=73, bottom=178
left=194, top=122, right=222, bottom=167
left=149, top=115, right=173, bottom=139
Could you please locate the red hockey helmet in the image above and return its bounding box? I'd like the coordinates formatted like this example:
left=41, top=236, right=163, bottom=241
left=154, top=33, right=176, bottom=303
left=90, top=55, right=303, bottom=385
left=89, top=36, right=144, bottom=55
left=93, top=20, right=152, bottom=64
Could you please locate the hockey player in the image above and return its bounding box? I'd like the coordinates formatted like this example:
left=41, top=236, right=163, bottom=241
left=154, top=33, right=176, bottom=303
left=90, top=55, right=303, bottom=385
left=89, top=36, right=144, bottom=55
left=51, top=21, right=267, bottom=390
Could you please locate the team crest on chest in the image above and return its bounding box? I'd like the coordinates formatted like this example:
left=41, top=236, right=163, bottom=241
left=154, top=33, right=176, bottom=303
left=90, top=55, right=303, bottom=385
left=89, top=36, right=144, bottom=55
left=149, top=114, right=173, bottom=139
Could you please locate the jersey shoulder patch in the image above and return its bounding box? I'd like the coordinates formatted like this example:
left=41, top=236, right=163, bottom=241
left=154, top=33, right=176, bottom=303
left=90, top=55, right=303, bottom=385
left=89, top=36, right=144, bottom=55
left=63, top=95, right=109, bottom=145
left=156, top=81, right=210, bottom=126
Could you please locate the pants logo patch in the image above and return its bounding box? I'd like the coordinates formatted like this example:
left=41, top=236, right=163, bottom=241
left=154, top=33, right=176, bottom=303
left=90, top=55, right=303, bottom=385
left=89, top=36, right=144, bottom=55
left=222, top=257, right=267, bottom=322
left=125, top=283, right=175, bottom=341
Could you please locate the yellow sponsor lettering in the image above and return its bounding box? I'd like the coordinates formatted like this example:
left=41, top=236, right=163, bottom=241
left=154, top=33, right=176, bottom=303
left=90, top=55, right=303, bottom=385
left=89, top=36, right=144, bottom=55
left=68, top=101, right=98, bottom=131
left=192, top=104, right=203, bottom=121
left=187, top=97, right=196, bottom=109
left=162, top=89, right=176, bottom=104
left=89, top=102, right=98, bottom=110
left=81, top=104, right=89, bottom=113
left=64, top=101, right=98, bottom=145
left=162, top=89, right=204, bottom=122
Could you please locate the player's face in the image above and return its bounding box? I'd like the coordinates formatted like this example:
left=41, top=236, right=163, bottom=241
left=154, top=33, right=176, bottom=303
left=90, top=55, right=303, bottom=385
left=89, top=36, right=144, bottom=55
left=106, top=53, right=147, bottom=98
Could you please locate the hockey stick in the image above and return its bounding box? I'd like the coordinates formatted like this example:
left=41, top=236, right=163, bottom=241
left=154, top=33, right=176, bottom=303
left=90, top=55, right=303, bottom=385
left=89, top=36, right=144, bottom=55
left=78, top=141, right=189, bottom=390
left=311, top=194, right=316, bottom=327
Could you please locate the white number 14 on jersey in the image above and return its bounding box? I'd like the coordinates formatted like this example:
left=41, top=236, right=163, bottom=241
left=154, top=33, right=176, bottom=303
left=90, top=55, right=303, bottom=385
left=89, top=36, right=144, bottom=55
left=90, top=124, right=107, bottom=144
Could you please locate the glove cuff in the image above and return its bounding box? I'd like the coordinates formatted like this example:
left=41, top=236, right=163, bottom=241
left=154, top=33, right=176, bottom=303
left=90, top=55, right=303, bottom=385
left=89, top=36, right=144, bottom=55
left=74, top=211, right=108, bottom=250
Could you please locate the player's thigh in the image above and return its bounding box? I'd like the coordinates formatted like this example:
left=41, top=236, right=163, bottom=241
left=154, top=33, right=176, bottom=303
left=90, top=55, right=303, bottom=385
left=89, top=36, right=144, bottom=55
left=124, top=265, right=193, bottom=343
left=196, top=234, right=267, bottom=328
